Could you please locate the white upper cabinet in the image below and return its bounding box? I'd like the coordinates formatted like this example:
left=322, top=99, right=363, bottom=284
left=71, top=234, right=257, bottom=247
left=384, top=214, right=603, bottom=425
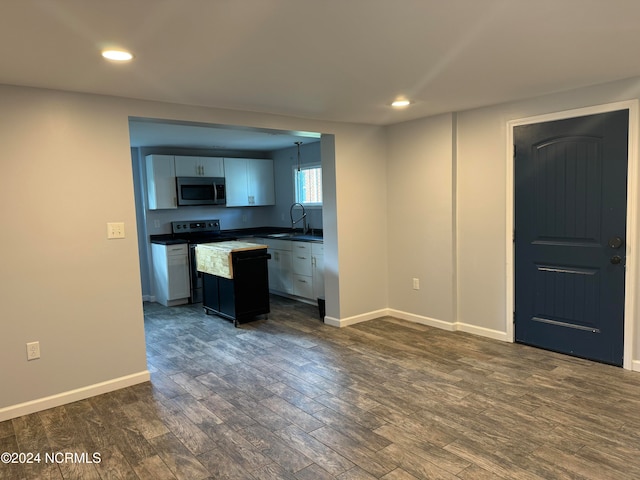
left=224, top=158, right=275, bottom=207
left=174, top=156, right=224, bottom=177
left=224, top=158, right=248, bottom=206
left=248, top=158, right=276, bottom=206
left=145, top=155, right=177, bottom=210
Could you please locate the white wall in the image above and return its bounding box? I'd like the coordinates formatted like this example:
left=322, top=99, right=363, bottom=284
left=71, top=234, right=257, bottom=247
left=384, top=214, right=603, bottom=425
left=0, top=86, right=149, bottom=417
left=0, top=84, right=388, bottom=418
left=386, top=114, right=456, bottom=326
left=385, top=77, right=640, bottom=367
left=455, top=77, right=640, bottom=357
left=328, top=125, right=389, bottom=323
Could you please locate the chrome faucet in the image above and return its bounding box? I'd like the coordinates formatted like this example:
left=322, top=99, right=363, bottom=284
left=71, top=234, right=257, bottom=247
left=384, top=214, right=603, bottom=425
left=290, top=202, right=307, bottom=234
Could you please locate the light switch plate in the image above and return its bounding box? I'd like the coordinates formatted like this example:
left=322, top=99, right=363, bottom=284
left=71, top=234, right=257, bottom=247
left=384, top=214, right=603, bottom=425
left=107, top=222, right=125, bottom=239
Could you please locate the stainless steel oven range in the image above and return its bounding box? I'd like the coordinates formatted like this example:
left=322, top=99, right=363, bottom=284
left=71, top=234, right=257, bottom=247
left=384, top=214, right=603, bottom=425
left=171, top=219, right=236, bottom=303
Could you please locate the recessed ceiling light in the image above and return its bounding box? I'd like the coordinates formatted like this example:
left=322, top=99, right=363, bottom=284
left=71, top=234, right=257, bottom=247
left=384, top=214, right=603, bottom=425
left=391, top=99, right=411, bottom=108
left=101, top=49, right=134, bottom=62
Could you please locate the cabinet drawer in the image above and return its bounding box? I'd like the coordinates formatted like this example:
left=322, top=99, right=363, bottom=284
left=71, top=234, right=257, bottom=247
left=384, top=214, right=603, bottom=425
left=311, top=243, right=324, bottom=255
left=293, top=274, right=313, bottom=299
left=292, top=242, right=311, bottom=254
left=292, top=251, right=312, bottom=276
left=166, top=244, right=188, bottom=255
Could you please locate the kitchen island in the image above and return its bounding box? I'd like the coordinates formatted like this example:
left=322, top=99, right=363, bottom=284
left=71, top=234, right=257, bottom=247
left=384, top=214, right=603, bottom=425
left=196, top=241, right=270, bottom=326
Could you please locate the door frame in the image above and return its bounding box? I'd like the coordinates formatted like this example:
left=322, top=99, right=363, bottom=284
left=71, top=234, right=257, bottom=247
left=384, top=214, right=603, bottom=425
left=506, top=100, right=639, bottom=370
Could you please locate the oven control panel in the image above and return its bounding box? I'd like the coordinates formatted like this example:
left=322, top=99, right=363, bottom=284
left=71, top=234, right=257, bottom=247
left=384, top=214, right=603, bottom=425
left=171, top=219, right=221, bottom=234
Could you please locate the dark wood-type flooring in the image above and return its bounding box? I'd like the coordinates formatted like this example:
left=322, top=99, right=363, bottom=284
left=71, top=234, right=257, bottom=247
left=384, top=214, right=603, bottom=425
left=3, top=295, right=640, bottom=479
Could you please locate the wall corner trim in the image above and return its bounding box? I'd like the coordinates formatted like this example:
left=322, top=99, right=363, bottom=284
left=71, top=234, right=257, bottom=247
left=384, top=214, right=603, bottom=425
left=387, top=309, right=457, bottom=331
left=0, top=371, right=150, bottom=422
left=455, top=322, right=509, bottom=342
left=324, top=309, right=390, bottom=327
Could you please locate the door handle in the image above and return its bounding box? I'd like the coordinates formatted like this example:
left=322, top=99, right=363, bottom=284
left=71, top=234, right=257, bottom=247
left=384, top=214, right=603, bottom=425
left=608, top=236, right=624, bottom=249
left=611, top=255, right=623, bottom=265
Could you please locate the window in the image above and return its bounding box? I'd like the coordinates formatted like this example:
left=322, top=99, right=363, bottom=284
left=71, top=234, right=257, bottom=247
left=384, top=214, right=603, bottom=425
left=294, top=165, right=322, bottom=206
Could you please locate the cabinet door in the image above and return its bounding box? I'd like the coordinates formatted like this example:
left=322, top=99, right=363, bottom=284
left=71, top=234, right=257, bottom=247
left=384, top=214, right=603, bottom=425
left=224, top=158, right=249, bottom=206
left=146, top=155, right=177, bottom=209
left=175, top=156, right=224, bottom=177
left=174, top=156, right=201, bottom=176
left=268, top=249, right=293, bottom=294
left=247, top=158, right=275, bottom=206
left=224, top=158, right=275, bottom=206
left=279, top=250, right=294, bottom=294
left=167, top=254, right=190, bottom=300
left=201, top=157, right=224, bottom=177
left=312, top=254, right=324, bottom=299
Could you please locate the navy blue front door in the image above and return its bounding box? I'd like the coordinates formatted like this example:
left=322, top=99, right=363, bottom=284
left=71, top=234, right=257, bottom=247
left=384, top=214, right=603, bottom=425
left=514, top=110, right=628, bottom=366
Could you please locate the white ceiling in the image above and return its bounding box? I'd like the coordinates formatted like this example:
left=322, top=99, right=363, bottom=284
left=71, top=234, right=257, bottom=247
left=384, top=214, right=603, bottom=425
left=4, top=1, right=640, bottom=147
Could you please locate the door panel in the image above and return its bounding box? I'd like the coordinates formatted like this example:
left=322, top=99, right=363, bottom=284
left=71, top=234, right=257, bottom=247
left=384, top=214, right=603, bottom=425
left=514, top=110, right=628, bottom=366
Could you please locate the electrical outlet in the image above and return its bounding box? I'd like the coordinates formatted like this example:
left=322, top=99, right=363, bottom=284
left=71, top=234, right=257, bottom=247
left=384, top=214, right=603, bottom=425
left=107, top=222, right=125, bottom=239
left=412, top=278, right=420, bottom=290
left=26, top=341, right=40, bottom=361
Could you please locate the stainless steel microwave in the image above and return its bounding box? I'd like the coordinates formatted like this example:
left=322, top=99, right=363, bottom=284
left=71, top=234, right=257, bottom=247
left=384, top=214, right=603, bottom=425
left=176, top=177, right=226, bottom=206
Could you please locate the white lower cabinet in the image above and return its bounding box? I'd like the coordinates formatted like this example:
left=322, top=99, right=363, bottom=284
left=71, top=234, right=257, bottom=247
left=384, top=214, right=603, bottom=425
left=151, top=243, right=190, bottom=306
left=262, top=238, right=324, bottom=302
left=292, top=242, right=313, bottom=298
left=265, top=239, right=293, bottom=295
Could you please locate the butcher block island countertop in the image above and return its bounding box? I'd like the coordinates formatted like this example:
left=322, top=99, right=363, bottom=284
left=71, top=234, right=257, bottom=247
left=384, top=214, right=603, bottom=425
left=196, top=241, right=267, bottom=279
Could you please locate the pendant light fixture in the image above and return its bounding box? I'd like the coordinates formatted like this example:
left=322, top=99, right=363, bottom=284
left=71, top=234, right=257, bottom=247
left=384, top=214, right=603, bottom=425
left=295, top=141, right=303, bottom=171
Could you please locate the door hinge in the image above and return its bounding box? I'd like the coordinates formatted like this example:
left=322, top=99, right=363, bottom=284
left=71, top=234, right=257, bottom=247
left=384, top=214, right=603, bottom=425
left=513, top=229, right=516, bottom=243
left=513, top=311, right=516, bottom=324
left=513, top=144, right=516, bottom=158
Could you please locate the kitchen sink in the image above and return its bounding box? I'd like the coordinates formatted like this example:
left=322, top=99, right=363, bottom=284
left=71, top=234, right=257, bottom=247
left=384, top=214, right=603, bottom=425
left=266, top=232, right=322, bottom=241
left=290, top=234, right=323, bottom=241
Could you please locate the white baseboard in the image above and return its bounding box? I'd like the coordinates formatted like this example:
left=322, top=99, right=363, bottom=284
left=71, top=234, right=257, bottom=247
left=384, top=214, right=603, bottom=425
left=387, top=309, right=457, bottom=331
left=455, top=322, right=510, bottom=342
left=632, top=360, right=640, bottom=372
left=327, top=307, right=508, bottom=342
left=324, top=309, right=390, bottom=327
left=142, top=295, right=155, bottom=302
left=0, top=370, right=150, bottom=422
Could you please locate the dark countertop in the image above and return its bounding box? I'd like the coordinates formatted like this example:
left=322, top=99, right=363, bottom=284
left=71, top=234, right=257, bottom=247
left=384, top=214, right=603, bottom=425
left=149, top=234, right=188, bottom=245
left=150, top=227, right=323, bottom=245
